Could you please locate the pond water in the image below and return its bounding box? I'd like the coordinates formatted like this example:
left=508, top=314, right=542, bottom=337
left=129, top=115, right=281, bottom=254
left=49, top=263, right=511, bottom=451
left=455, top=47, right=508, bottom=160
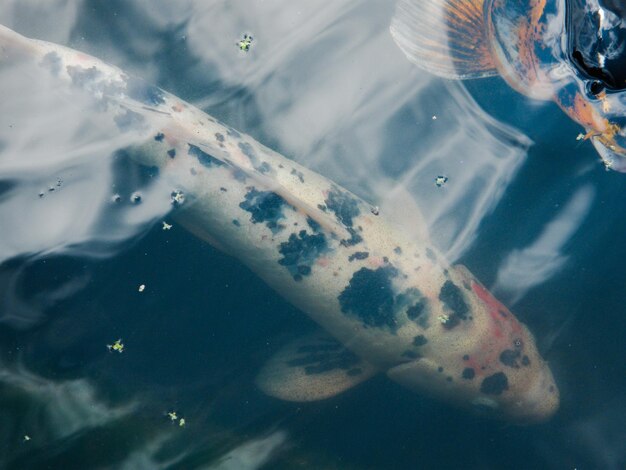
left=0, top=1, right=624, bottom=468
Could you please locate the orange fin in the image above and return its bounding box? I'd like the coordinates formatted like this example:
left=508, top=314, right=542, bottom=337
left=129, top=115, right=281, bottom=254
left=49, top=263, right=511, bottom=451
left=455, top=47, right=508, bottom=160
left=390, top=0, right=497, bottom=79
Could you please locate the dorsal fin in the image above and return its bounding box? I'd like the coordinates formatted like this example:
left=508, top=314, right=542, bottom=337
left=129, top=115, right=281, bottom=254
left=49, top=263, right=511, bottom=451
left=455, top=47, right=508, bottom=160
left=390, top=0, right=497, bottom=79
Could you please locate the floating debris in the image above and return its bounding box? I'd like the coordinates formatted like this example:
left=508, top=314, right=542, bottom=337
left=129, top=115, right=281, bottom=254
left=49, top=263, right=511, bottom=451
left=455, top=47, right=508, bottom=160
left=171, top=190, right=185, bottom=206
left=237, top=34, right=253, bottom=52
left=167, top=411, right=178, bottom=421
left=162, top=221, right=172, bottom=230
left=432, top=115, right=437, bottom=120
left=138, top=284, right=145, bottom=293
left=576, top=133, right=585, bottom=141
left=107, top=338, right=124, bottom=353
left=23, top=435, right=31, bottom=442
left=111, top=194, right=122, bottom=203
left=38, top=191, right=44, bottom=198
left=435, top=176, right=448, bottom=187
left=130, top=192, right=142, bottom=204
left=179, top=418, right=186, bottom=427
left=371, top=206, right=380, bottom=216
left=437, top=313, right=450, bottom=324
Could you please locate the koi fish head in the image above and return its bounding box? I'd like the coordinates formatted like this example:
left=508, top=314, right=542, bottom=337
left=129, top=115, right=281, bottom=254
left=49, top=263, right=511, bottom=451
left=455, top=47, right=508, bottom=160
left=487, top=0, right=626, bottom=169
left=387, top=268, right=559, bottom=424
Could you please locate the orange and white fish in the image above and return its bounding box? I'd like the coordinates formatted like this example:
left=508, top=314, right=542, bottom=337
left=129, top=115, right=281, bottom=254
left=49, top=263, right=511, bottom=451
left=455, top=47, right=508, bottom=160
left=391, top=0, right=626, bottom=171
left=0, top=24, right=558, bottom=423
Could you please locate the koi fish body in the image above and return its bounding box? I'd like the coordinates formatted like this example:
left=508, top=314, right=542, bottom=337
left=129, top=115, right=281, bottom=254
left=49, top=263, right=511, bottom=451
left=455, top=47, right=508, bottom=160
left=0, top=24, right=558, bottom=422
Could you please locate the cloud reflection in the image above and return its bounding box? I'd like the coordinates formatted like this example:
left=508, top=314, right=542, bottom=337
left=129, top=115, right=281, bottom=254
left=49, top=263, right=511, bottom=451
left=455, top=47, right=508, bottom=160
left=208, top=430, right=288, bottom=470
left=493, top=186, right=595, bottom=303
left=0, top=361, right=134, bottom=441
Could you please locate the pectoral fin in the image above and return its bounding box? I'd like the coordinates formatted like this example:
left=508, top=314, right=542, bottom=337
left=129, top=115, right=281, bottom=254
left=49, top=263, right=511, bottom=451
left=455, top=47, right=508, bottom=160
left=256, top=333, right=378, bottom=402
left=390, top=0, right=497, bottom=79
left=387, top=358, right=462, bottom=402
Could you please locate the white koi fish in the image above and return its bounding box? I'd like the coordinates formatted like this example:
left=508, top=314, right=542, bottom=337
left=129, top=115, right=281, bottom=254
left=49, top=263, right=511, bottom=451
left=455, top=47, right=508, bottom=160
left=0, top=24, right=558, bottom=423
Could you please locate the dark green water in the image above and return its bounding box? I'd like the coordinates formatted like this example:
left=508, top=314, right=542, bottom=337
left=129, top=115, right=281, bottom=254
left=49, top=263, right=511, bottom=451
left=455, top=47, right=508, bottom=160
left=0, top=1, right=624, bottom=468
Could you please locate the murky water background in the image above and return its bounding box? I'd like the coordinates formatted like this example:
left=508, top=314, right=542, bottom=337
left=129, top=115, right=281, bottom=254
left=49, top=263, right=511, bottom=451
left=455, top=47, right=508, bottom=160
left=0, top=0, right=624, bottom=468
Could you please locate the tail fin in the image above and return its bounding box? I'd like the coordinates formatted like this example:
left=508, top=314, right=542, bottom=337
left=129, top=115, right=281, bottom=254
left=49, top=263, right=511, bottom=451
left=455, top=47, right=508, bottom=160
left=390, top=0, right=497, bottom=79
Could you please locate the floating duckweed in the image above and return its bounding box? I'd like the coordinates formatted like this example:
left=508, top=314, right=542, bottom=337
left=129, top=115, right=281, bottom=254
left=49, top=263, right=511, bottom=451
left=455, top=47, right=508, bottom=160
left=107, top=338, right=124, bottom=353
left=438, top=313, right=449, bottom=324
left=435, top=176, right=448, bottom=187
left=237, top=34, right=253, bottom=52
left=171, top=190, right=185, bottom=205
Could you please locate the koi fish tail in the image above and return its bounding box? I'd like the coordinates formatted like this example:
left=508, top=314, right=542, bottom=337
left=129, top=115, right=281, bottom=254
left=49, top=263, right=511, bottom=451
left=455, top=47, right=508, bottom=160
left=390, top=0, right=497, bottom=80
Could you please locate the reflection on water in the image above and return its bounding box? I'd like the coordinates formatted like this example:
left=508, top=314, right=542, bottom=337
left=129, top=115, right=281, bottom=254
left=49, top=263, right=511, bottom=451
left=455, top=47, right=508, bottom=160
left=0, top=0, right=625, bottom=468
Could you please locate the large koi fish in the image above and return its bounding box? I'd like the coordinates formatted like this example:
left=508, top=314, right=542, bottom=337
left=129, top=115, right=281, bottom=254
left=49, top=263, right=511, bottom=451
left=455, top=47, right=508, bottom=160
left=391, top=0, right=626, bottom=171
left=0, top=24, right=558, bottom=423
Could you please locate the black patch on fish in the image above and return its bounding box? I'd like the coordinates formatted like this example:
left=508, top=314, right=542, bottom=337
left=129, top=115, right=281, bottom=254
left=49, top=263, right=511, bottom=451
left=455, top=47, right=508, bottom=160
left=499, top=309, right=508, bottom=318
left=278, top=230, right=327, bottom=280
left=347, top=368, right=363, bottom=376
left=341, top=227, right=363, bottom=247
left=438, top=281, right=469, bottom=329
left=522, top=355, right=531, bottom=367
left=425, top=248, right=437, bottom=261
left=395, top=288, right=429, bottom=328
left=114, top=109, right=146, bottom=132
left=402, top=350, right=421, bottom=359
left=240, top=189, right=291, bottom=233
left=41, top=52, right=62, bottom=76
left=167, top=149, right=176, bottom=158
left=325, top=187, right=360, bottom=228
left=238, top=142, right=258, bottom=163
left=232, top=219, right=240, bottom=227
left=227, top=127, right=241, bottom=138
left=67, top=65, right=102, bottom=88
left=463, top=354, right=470, bottom=361
left=291, top=168, right=305, bottom=183
left=126, top=76, right=165, bottom=106
left=288, top=345, right=360, bottom=375
left=258, top=162, right=271, bottom=173
left=394, top=246, right=402, bottom=255
left=446, top=376, right=453, bottom=382
left=306, top=216, right=321, bottom=233
left=232, top=168, right=247, bottom=182
left=188, top=144, right=225, bottom=168
left=412, top=335, right=428, bottom=347
left=499, top=349, right=521, bottom=369
left=462, top=368, right=475, bottom=380
left=317, top=204, right=327, bottom=212
left=338, top=266, right=398, bottom=329
left=220, top=187, right=227, bottom=192
left=348, top=251, right=369, bottom=262
left=406, top=301, right=425, bottom=321
left=154, top=133, right=165, bottom=142
left=215, top=132, right=225, bottom=142
left=480, top=372, right=509, bottom=395
left=437, top=366, right=444, bottom=373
